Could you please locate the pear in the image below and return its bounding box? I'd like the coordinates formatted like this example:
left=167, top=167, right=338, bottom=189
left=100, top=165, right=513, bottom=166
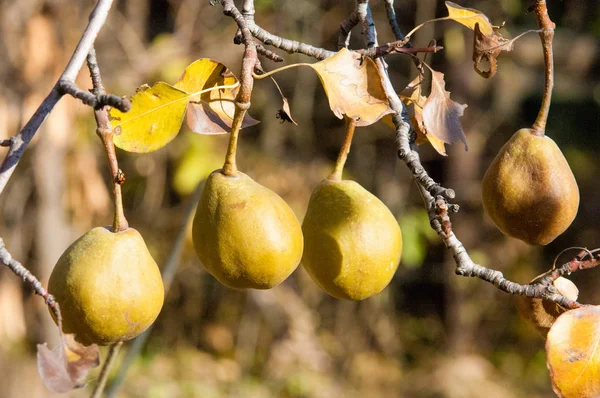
left=192, top=169, right=303, bottom=289
left=48, top=227, right=164, bottom=346
left=301, top=178, right=402, bottom=301
left=482, top=129, right=579, bottom=245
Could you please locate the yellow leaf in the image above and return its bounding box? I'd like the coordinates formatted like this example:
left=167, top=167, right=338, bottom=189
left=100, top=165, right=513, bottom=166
left=111, top=59, right=253, bottom=153
left=112, top=82, right=189, bottom=153
left=175, top=59, right=259, bottom=134
left=311, top=48, right=393, bottom=127
left=445, top=1, right=494, bottom=36
left=546, top=306, right=600, bottom=398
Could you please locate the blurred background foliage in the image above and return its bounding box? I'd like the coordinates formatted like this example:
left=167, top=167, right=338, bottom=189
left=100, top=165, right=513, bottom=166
left=0, top=0, right=598, bottom=397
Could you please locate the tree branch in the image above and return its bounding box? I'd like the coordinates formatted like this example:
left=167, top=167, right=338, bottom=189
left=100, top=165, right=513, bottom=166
left=57, top=80, right=131, bottom=112
left=0, top=238, right=63, bottom=327
left=87, top=47, right=129, bottom=233
left=0, top=0, right=115, bottom=196
left=383, top=0, right=406, bottom=41
left=337, top=0, right=367, bottom=50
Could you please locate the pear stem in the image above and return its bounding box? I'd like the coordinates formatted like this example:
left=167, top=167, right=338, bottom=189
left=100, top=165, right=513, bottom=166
left=531, top=0, right=555, bottom=136
left=221, top=103, right=249, bottom=176
left=87, top=48, right=128, bottom=232
left=96, top=128, right=129, bottom=232
left=221, top=0, right=257, bottom=177
left=329, top=117, right=356, bottom=181
left=90, top=341, right=123, bottom=398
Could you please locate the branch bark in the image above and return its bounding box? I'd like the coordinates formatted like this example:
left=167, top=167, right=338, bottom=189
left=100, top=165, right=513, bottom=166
left=0, top=0, right=115, bottom=196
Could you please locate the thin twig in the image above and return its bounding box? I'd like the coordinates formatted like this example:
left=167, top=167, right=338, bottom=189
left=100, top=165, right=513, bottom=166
left=0, top=238, right=62, bottom=327
left=383, top=0, right=406, bottom=41
left=337, top=0, right=367, bottom=50
left=0, top=0, right=115, bottom=196
left=415, top=181, right=581, bottom=310
left=87, top=47, right=129, bottom=232
left=90, top=341, right=123, bottom=398
left=57, top=80, right=130, bottom=112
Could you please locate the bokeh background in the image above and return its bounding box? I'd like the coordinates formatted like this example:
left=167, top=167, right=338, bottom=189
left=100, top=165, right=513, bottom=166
left=0, top=0, right=599, bottom=397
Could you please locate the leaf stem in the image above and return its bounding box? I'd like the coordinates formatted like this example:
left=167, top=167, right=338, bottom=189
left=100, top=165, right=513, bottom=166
left=531, top=0, right=555, bottom=135
left=90, top=341, right=123, bottom=398
left=252, top=63, right=312, bottom=80
left=329, top=117, right=356, bottom=181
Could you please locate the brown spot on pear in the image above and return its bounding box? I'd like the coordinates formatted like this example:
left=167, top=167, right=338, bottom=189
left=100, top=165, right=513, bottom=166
left=301, top=178, right=402, bottom=300
left=192, top=169, right=303, bottom=289
left=481, top=128, right=579, bottom=245
left=48, top=227, right=164, bottom=346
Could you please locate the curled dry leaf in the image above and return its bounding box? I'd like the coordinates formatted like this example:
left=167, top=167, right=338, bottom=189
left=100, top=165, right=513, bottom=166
left=445, top=1, right=494, bottom=35
left=422, top=70, right=468, bottom=151
left=398, top=76, right=447, bottom=155
left=547, top=306, right=600, bottom=398
left=111, top=58, right=258, bottom=152
left=473, top=22, right=514, bottom=78
left=178, top=59, right=259, bottom=134
left=37, top=332, right=100, bottom=393
left=276, top=97, right=298, bottom=125
left=518, top=276, right=579, bottom=337
left=311, top=48, right=393, bottom=127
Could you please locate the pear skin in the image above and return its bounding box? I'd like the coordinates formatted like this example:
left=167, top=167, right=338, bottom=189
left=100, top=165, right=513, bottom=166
left=301, top=178, right=402, bottom=301
left=482, top=129, right=579, bottom=245
left=192, top=169, right=303, bottom=289
left=48, top=227, right=164, bottom=346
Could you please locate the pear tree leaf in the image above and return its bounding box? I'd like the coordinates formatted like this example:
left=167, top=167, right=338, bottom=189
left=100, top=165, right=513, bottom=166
left=472, top=23, right=514, bottom=78
left=111, top=59, right=258, bottom=153
left=445, top=1, right=494, bottom=35
left=37, top=332, right=99, bottom=393
left=111, top=83, right=189, bottom=153
left=422, top=70, right=468, bottom=151
left=518, top=277, right=579, bottom=337
left=175, top=58, right=259, bottom=134
left=276, top=97, right=298, bottom=125
left=310, top=48, right=393, bottom=127
left=547, top=306, right=600, bottom=398
left=399, top=76, right=447, bottom=155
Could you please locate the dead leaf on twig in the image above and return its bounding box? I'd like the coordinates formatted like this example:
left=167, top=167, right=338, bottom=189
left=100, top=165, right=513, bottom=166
left=37, top=332, right=99, bottom=393
left=398, top=76, right=447, bottom=155
left=311, top=48, right=393, bottom=127
left=276, top=97, right=298, bottom=125
left=473, top=22, right=514, bottom=78
left=422, top=70, right=468, bottom=151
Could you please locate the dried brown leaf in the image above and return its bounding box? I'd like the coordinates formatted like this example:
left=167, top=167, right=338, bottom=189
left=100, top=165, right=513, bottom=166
left=311, top=48, right=393, bottom=127
left=473, top=22, right=514, bottom=78
left=399, top=76, right=447, bottom=155
left=276, top=97, right=298, bottom=125
left=186, top=102, right=259, bottom=134
left=422, top=70, right=468, bottom=151
left=37, top=332, right=100, bottom=393
left=518, top=276, right=579, bottom=337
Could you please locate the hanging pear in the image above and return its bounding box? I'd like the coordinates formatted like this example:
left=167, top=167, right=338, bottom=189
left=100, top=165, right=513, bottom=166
left=48, top=227, right=164, bottom=345
left=482, top=128, right=579, bottom=245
